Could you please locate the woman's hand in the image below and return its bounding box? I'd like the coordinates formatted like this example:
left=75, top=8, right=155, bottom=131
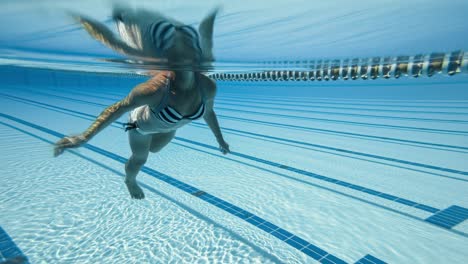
left=218, top=140, right=230, bottom=155
left=54, top=135, right=87, bottom=157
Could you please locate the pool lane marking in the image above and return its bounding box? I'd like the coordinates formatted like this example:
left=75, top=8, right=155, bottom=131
left=11, top=89, right=468, bottom=153
left=214, top=105, right=468, bottom=124
left=3, top=91, right=467, bottom=178
left=216, top=92, right=468, bottom=108
left=0, top=113, right=353, bottom=263
left=31, top=86, right=468, bottom=123
left=354, top=254, right=387, bottom=264
left=425, top=206, right=468, bottom=229
left=0, top=94, right=463, bottom=217
left=19, top=88, right=468, bottom=135
left=175, top=137, right=468, bottom=230
left=44, top=85, right=468, bottom=114
left=191, top=122, right=468, bottom=177
left=214, top=97, right=468, bottom=115
left=0, top=226, right=29, bottom=264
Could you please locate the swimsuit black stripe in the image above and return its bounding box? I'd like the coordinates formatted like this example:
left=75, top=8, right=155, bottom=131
left=162, top=106, right=181, bottom=121
left=156, top=103, right=205, bottom=124
left=158, top=110, right=177, bottom=123
left=188, top=104, right=205, bottom=120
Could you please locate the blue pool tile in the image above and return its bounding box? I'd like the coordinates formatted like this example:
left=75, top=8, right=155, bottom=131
left=0, top=242, right=10, bottom=250
left=425, top=205, right=468, bottom=229
left=1, top=247, right=22, bottom=259
left=191, top=190, right=205, bottom=197
left=179, top=185, right=194, bottom=192
left=348, top=184, right=363, bottom=191
left=257, top=222, right=279, bottom=233
left=245, top=216, right=266, bottom=226
left=335, top=181, right=351, bottom=187
left=301, top=244, right=328, bottom=260
left=217, top=199, right=233, bottom=207
left=360, top=188, right=381, bottom=195
left=425, top=218, right=453, bottom=229
left=186, top=186, right=199, bottom=193
left=432, top=212, right=463, bottom=222
left=0, top=236, right=9, bottom=243
left=226, top=204, right=242, bottom=212
left=363, top=254, right=387, bottom=264
left=378, top=193, right=398, bottom=201
left=216, top=203, right=231, bottom=210
left=320, top=254, right=347, bottom=264
left=313, top=175, right=327, bottom=180
left=395, top=198, right=417, bottom=206
left=323, top=178, right=338, bottom=183
left=209, top=197, right=224, bottom=205
left=414, top=204, right=439, bottom=213
left=234, top=210, right=254, bottom=220
left=225, top=206, right=241, bottom=214
left=355, top=258, right=373, bottom=264
left=450, top=205, right=468, bottom=214
left=257, top=223, right=277, bottom=233
left=198, top=194, right=215, bottom=202
left=285, top=235, right=309, bottom=250
left=270, top=229, right=294, bottom=240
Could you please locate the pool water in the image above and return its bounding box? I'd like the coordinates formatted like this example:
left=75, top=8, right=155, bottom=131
left=1, top=1, right=468, bottom=263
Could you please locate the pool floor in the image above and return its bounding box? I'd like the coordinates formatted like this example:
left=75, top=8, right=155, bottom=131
left=1, top=78, right=468, bottom=263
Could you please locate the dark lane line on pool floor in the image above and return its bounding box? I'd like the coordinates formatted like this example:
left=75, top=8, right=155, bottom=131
left=218, top=92, right=468, bottom=103
left=214, top=110, right=468, bottom=135
left=0, top=113, right=366, bottom=264
left=171, top=140, right=468, bottom=239
left=3, top=91, right=466, bottom=188
left=189, top=121, right=468, bottom=177
left=18, top=88, right=468, bottom=135
left=189, top=122, right=468, bottom=182
left=0, top=226, right=29, bottom=264
left=23, top=87, right=468, bottom=153
left=217, top=92, right=468, bottom=109
left=214, top=104, right=468, bottom=124
left=40, top=85, right=468, bottom=117
left=2, top=96, right=467, bottom=236
left=34, top=86, right=468, bottom=122
left=215, top=98, right=468, bottom=116
left=0, top=94, right=468, bottom=200
left=9, top=87, right=468, bottom=153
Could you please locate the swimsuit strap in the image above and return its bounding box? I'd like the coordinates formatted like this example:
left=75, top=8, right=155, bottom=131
left=149, top=78, right=171, bottom=114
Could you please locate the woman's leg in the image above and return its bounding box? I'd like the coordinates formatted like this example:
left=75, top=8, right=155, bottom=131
left=149, top=131, right=176, bottom=153
left=125, top=129, right=151, bottom=199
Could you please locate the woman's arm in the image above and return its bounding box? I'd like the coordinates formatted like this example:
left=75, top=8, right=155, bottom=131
left=54, top=71, right=174, bottom=157
left=201, top=76, right=230, bottom=155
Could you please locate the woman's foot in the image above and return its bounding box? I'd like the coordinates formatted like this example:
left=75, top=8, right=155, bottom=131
left=125, top=179, right=145, bottom=199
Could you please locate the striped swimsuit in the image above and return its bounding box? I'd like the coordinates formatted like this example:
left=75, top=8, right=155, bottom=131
left=125, top=79, right=206, bottom=135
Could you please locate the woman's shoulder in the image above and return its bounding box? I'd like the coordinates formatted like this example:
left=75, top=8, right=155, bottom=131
left=197, top=73, right=216, bottom=99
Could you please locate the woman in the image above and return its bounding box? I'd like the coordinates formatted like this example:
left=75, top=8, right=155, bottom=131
left=54, top=7, right=229, bottom=199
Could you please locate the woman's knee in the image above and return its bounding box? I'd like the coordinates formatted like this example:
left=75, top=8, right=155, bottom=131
left=149, top=145, right=164, bottom=153
left=129, top=154, right=147, bottom=167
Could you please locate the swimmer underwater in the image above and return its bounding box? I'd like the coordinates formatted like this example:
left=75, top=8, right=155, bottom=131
left=53, top=6, right=230, bottom=199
